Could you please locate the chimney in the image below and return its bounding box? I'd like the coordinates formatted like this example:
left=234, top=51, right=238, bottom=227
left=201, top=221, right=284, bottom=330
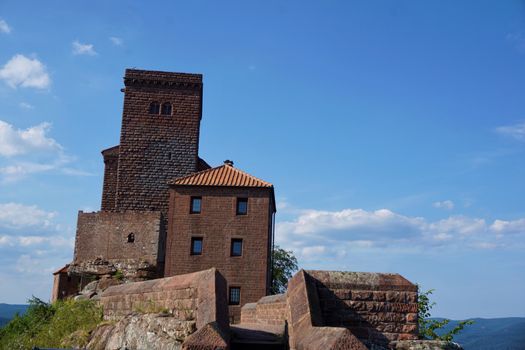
left=224, top=160, right=234, bottom=166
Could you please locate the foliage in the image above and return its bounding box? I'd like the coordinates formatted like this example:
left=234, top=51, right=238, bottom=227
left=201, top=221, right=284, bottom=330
left=0, top=296, right=103, bottom=350
left=418, top=288, right=474, bottom=341
left=271, top=245, right=298, bottom=294
left=114, top=269, right=124, bottom=281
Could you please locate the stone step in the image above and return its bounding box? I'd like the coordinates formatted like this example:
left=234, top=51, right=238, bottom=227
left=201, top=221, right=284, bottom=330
left=231, top=323, right=287, bottom=350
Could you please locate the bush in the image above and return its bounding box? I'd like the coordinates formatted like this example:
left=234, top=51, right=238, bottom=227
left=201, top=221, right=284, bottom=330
left=0, top=296, right=103, bottom=350
left=418, top=288, right=474, bottom=341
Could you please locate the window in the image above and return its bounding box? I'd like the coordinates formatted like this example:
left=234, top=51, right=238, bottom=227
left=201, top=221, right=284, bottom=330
left=191, top=237, right=203, bottom=255
left=161, top=102, right=172, bottom=115
left=127, top=233, right=135, bottom=243
left=149, top=101, right=160, bottom=114
left=231, top=239, right=243, bottom=256
left=229, top=287, right=241, bottom=305
left=190, top=197, right=202, bottom=214
left=236, top=198, right=248, bottom=215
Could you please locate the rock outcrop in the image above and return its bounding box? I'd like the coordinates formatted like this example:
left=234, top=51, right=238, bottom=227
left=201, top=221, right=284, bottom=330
left=87, top=313, right=196, bottom=350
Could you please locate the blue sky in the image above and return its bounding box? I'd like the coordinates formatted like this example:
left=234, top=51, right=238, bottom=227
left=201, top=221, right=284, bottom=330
left=0, top=1, right=524, bottom=319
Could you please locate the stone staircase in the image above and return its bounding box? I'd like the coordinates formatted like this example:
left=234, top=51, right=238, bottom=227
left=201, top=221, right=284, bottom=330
left=231, top=323, right=287, bottom=350
left=232, top=295, right=288, bottom=349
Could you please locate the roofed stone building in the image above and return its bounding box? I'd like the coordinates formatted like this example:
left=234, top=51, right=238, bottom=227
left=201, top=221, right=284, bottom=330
left=165, top=162, right=276, bottom=320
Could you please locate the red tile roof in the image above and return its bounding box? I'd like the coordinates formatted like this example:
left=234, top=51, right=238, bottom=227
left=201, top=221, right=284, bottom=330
left=53, top=264, right=70, bottom=275
left=169, top=162, right=273, bottom=188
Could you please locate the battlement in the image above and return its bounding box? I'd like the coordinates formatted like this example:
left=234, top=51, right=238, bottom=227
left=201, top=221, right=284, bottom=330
left=124, top=69, right=203, bottom=89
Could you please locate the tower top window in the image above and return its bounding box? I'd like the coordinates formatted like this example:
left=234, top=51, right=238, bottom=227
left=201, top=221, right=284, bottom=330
left=161, top=102, right=172, bottom=115
left=149, top=101, right=160, bottom=114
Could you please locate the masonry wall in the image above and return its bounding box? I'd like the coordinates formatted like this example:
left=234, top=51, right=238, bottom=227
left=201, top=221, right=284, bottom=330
left=307, top=270, right=419, bottom=346
left=100, top=268, right=229, bottom=331
left=164, top=186, right=274, bottom=322
left=240, top=294, right=287, bottom=326
left=51, top=272, right=81, bottom=302
left=115, top=69, right=203, bottom=213
left=73, top=211, right=163, bottom=266
left=101, top=146, right=119, bottom=211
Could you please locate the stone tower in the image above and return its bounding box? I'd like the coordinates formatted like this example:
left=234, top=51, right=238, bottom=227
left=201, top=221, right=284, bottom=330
left=102, top=69, right=205, bottom=212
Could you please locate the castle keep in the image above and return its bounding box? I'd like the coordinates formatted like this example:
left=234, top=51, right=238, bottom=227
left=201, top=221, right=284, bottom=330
left=56, top=69, right=275, bottom=321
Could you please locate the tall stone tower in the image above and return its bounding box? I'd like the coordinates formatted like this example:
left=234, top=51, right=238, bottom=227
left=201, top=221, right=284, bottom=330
left=101, top=69, right=204, bottom=212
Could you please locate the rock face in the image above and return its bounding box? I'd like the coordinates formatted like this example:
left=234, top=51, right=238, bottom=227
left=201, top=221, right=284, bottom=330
left=87, top=313, right=196, bottom=350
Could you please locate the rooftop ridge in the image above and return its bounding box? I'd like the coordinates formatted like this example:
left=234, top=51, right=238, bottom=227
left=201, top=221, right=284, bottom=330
left=168, top=164, right=273, bottom=188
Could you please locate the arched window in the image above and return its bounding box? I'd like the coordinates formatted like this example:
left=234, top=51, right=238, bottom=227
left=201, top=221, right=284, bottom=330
left=161, top=102, right=172, bottom=115
left=127, top=233, right=135, bottom=243
left=149, top=101, right=160, bottom=114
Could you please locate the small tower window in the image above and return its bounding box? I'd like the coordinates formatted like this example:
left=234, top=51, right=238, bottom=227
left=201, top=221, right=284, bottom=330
left=127, top=233, right=135, bottom=243
left=229, top=287, right=241, bottom=305
left=149, top=101, right=160, bottom=114
left=161, top=102, right=172, bottom=115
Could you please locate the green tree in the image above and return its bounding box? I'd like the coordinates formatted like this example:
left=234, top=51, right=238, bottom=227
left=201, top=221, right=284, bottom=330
left=418, top=287, right=474, bottom=341
left=271, top=245, right=298, bottom=294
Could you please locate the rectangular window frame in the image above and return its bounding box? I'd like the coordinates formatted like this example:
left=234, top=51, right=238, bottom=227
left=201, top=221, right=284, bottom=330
left=190, top=196, right=202, bottom=214
left=236, top=198, right=248, bottom=215
left=190, top=237, right=203, bottom=255
left=229, top=286, right=241, bottom=305
left=230, top=238, right=243, bottom=257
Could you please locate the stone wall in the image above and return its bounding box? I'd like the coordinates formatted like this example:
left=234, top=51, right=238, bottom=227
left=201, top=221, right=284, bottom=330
left=114, top=69, right=203, bottom=213
left=286, top=270, right=367, bottom=350
left=307, top=270, right=419, bottom=346
left=50, top=267, right=82, bottom=302
left=101, top=145, right=119, bottom=211
left=165, top=186, right=274, bottom=322
left=72, top=211, right=163, bottom=278
left=91, top=268, right=229, bottom=350
left=240, top=294, right=287, bottom=326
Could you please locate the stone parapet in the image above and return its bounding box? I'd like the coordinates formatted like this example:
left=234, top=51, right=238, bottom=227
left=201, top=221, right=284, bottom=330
left=307, top=270, right=419, bottom=346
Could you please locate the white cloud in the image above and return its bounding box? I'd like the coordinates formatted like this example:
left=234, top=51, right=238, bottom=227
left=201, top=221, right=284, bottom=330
left=0, top=202, right=57, bottom=229
left=109, top=36, right=123, bottom=46
left=0, top=120, right=62, bottom=157
left=496, top=122, right=525, bottom=141
left=433, top=200, right=454, bottom=210
left=19, top=102, right=34, bottom=110
left=0, top=54, right=51, bottom=89
left=0, top=19, right=11, bottom=34
left=0, top=120, right=90, bottom=182
left=490, top=218, right=525, bottom=235
left=276, top=206, right=525, bottom=261
left=72, top=40, right=97, bottom=56
left=16, top=254, right=56, bottom=275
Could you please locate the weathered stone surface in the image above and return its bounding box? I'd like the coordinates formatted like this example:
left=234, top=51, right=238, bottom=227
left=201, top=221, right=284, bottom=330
left=72, top=211, right=163, bottom=280
left=182, top=321, right=229, bottom=350
left=100, top=268, right=229, bottom=332
left=393, top=340, right=463, bottom=350
left=87, top=313, right=196, bottom=350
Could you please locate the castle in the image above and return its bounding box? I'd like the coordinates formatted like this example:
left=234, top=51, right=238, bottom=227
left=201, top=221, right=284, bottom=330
left=51, top=69, right=458, bottom=349
left=52, top=69, right=275, bottom=321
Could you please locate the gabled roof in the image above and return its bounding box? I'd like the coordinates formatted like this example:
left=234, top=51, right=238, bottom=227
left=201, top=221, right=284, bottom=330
left=53, top=264, right=70, bottom=275
left=169, top=161, right=273, bottom=188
